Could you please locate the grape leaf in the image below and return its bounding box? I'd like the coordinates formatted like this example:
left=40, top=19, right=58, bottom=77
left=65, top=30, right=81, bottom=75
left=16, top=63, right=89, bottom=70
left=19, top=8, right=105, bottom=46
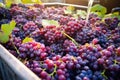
left=22, top=0, right=42, bottom=4
left=64, top=6, right=75, bottom=14
left=103, top=13, right=120, bottom=21
left=5, top=0, right=12, bottom=8
left=73, top=14, right=78, bottom=19
left=1, top=20, right=16, bottom=35
left=10, top=20, right=16, bottom=30
left=0, top=20, right=16, bottom=43
left=0, top=32, right=9, bottom=43
left=64, top=10, right=72, bottom=14
left=67, top=6, right=75, bottom=11
left=14, top=0, right=22, bottom=4
left=22, top=37, right=34, bottom=43
left=42, top=19, right=59, bottom=27
left=76, top=10, right=87, bottom=19
left=1, top=24, right=10, bottom=35
left=5, top=0, right=22, bottom=8
left=0, top=3, right=5, bottom=7
left=91, top=12, right=104, bottom=18
left=91, top=4, right=107, bottom=15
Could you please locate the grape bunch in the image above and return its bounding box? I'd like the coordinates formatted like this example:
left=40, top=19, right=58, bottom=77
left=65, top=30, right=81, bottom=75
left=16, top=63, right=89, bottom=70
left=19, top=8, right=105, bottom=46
left=104, top=17, right=120, bottom=30
left=0, top=7, right=12, bottom=26
left=75, top=27, right=100, bottom=45
left=19, top=41, right=47, bottom=60
left=31, top=25, right=64, bottom=45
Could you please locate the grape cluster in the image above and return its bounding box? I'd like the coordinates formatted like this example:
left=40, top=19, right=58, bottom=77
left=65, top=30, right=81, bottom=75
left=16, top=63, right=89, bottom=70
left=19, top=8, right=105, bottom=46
left=104, top=17, right=120, bottom=30
left=23, top=21, right=38, bottom=35
left=13, top=15, right=28, bottom=25
left=75, top=27, right=100, bottom=44
left=31, top=25, right=64, bottom=45
left=0, top=4, right=120, bottom=80
left=0, top=7, right=12, bottom=26
left=19, top=41, right=47, bottom=60
left=63, top=21, right=83, bottom=36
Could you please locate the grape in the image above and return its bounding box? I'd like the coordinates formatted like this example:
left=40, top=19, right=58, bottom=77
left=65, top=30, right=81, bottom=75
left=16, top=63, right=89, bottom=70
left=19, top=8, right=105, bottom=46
left=57, top=69, right=65, bottom=75
left=40, top=70, right=49, bottom=79
left=8, top=50, right=18, bottom=57
left=116, top=47, right=120, bottom=55
left=58, top=75, right=66, bottom=80
left=92, top=38, right=99, bottom=45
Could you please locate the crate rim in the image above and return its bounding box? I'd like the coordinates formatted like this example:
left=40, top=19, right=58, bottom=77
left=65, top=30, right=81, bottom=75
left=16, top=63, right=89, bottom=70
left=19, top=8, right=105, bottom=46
left=26, top=2, right=88, bottom=9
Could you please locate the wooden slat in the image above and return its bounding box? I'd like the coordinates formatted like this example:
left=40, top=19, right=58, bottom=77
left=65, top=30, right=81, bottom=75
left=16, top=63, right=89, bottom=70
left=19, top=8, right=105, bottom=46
left=43, top=2, right=88, bottom=9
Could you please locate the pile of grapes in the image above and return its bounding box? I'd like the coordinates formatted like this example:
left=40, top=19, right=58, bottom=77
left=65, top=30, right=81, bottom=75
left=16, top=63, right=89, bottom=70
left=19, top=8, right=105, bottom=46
left=0, top=4, right=120, bottom=80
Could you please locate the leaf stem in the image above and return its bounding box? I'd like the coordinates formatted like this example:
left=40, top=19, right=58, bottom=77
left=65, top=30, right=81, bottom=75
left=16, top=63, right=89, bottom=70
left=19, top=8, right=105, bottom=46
left=49, top=64, right=57, bottom=77
left=101, top=69, right=108, bottom=80
left=62, top=31, right=79, bottom=47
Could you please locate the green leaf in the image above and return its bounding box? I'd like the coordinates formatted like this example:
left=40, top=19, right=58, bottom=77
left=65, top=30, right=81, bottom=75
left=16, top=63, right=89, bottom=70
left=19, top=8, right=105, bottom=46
left=91, top=4, right=107, bottom=15
left=14, top=0, right=22, bottom=4
left=22, top=0, right=33, bottom=3
left=91, top=12, right=104, bottom=18
left=0, top=3, right=5, bottom=7
left=42, top=19, right=59, bottom=27
left=73, top=14, right=78, bottom=19
left=103, top=13, right=120, bottom=20
left=0, top=20, right=16, bottom=43
left=22, top=37, right=34, bottom=43
left=22, top=0, right=42, bottom=4
left=1, top=24, right=10, bottom=35
left=64, top=6, right=75, bottom=14
left=10, top=20, right=16, bottom=30
left=64, top=10, right=73, bottom=14
left=0, top=32, right=9, bottom=43
left=5, top=0, right=22, bottom=8
left=113, top=12, right=119, bottom=15
left=5, top=0, right=12, bottom=8
left=76, top=10, right=87, bottom=19
left=1, top=20, right=16, bottom=35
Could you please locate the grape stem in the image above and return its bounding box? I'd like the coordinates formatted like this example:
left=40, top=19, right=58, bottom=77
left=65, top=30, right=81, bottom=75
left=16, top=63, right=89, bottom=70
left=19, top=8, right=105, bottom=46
left=101, top=69, right=108, bottom=80
left=49, top=64, right=57, bottom=77
left=62, top=31, right=79, bottom=47
left=11, top=38, right=20, bottom=54
left=23, top=58, right=28, bottom=64
left=113, top=59, right=119, bottom=65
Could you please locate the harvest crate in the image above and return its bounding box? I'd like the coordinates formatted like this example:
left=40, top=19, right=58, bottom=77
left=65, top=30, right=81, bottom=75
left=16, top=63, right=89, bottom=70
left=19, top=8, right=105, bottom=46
left=0, top=3, right=87, bottom=80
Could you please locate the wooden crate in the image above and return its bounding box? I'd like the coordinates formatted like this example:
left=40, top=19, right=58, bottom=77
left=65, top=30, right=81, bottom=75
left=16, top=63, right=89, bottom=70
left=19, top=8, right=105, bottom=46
left=0, top=3, right=87, bottom=80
